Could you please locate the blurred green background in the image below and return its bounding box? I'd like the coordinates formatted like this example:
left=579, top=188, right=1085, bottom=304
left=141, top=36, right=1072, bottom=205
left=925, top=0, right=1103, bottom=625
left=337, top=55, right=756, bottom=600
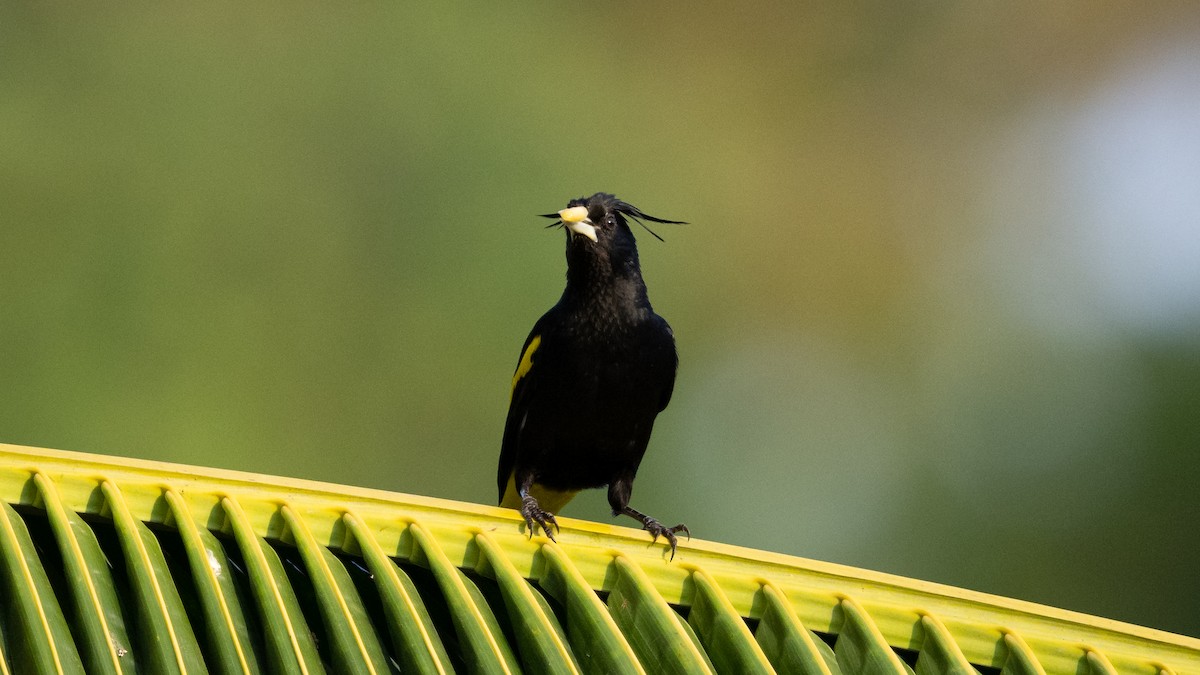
left=3, top=3, right=1199, bottom=637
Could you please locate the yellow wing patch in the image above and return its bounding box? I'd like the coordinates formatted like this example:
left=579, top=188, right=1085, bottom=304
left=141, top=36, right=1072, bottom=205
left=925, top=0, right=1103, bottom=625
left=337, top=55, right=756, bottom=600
left=511, top=335, right=541, bottom=399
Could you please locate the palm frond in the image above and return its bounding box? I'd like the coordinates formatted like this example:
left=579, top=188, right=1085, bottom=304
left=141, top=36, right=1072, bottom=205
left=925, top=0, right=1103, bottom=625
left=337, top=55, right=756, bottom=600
left=0, top=442, right=1194, bottom=674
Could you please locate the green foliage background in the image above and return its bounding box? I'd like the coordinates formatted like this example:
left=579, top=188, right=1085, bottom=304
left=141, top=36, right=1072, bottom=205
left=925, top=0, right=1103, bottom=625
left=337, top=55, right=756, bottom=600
left=3, top=2, right=1198, bottom=637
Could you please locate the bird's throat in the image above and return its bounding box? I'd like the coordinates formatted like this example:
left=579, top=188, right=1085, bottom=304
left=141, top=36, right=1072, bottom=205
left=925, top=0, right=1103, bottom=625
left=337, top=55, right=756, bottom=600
left=564, top=260, right=651, bottom=321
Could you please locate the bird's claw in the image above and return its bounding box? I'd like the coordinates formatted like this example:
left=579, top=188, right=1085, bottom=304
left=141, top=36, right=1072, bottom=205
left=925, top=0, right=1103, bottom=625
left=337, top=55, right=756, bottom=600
left=642, top=518, right=689, bottom=561
left=521, top=496, right=559, bottom=541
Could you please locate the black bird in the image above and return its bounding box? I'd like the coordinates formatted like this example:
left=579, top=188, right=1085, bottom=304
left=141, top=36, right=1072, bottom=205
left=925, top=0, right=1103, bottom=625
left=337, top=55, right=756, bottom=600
left=498, top=192, right=689, bottom=558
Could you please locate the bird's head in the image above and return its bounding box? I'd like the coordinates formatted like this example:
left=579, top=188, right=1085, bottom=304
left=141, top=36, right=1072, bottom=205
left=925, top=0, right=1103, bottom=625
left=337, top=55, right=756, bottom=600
left=540, top=193, right=684, bottom=247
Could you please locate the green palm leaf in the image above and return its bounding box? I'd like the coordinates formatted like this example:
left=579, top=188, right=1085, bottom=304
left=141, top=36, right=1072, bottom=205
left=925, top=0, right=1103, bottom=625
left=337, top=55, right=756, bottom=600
left=34, top=474, right=136, bottom=674
left=342, top=511, right=453, bottom=674
left=0, top=501, right=86, bottom=674
left=164, top=489, right=259, bottom=674
left=222, top=496, right=323, bottom=674
left=0, top=442, right=1195, bottom=675
left=102, top=481, right=206, bottom=674
left=755, top=583, right=839, bottom=674
left=536, top=543, right=643, bottom=675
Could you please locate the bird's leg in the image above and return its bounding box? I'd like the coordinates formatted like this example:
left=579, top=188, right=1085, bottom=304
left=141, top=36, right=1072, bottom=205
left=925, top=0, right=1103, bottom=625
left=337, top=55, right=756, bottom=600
left=517, top=475, right=558, bottom=541
left=607, top=479, right=689, bottom=560
left=617, top=505, right=689, bottom=561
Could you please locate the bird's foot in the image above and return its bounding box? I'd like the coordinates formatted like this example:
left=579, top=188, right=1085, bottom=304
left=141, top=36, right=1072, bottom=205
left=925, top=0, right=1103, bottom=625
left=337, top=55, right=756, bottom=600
left=640, top=517, right=690, bottom=561
left=521, top=495, right=559, bottom=541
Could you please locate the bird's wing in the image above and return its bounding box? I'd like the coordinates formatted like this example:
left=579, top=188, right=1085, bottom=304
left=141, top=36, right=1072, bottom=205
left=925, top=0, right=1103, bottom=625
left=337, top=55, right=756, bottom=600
left=497, top=323, right=543, bottom=503
left=654, top=315, right=679, bottom=412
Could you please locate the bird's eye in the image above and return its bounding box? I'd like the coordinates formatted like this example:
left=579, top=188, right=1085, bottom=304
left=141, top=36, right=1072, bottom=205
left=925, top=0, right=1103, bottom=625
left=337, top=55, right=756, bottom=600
left=606, top=216, right=615, bottom=226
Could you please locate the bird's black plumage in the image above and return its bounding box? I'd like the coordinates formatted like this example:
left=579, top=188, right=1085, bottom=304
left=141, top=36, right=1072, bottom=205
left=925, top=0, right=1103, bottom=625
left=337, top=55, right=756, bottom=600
left=498, top=192, right=688, bottom=558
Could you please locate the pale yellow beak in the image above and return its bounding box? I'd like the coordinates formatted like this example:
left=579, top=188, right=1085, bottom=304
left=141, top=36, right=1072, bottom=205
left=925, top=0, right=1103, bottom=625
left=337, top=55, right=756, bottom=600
left=558, top=206, right=597, bottom=242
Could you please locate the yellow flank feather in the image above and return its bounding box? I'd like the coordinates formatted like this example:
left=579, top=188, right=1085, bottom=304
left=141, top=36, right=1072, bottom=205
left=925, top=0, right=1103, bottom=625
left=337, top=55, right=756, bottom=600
left=500, top=472, right=579, bottom=514
left=510, top=335, right=541, bottom=399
